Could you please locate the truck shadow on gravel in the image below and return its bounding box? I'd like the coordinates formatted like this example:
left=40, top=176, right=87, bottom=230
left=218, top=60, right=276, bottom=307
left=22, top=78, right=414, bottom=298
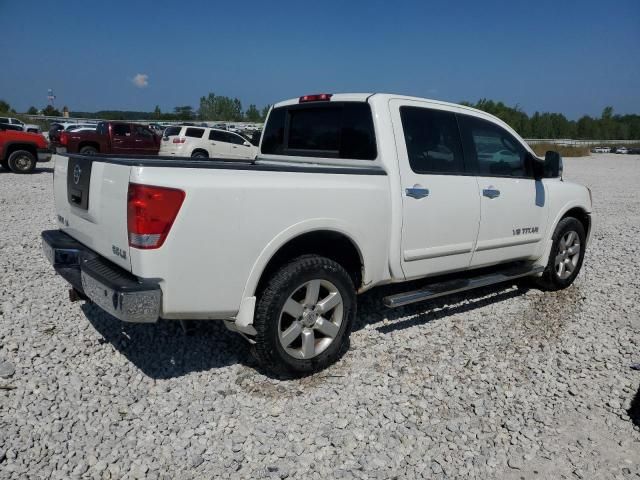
left=81, top=283, right=536, bottom=380
left=0, top=166, right=53, bottom=174
left=81, top=303, right=253, bottom=380
left=355, top=282, right=529, bottom=334
left=629, top=386, right=640, bottom=427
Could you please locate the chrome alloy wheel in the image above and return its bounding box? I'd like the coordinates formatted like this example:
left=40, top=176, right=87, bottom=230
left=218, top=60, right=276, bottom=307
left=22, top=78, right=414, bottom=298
left=15, top=154, right=32, bottom=170
left=277, top=279, right=344, bottom=359
left=555, top=230, right=581, bottom=280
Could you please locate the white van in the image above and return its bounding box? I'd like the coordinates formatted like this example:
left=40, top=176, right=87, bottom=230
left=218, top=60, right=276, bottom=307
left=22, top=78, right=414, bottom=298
left=160, top=125, right=257, bottom=160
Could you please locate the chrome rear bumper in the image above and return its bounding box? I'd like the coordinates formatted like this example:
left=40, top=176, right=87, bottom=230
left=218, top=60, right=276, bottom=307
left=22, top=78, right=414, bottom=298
left=41, top=230, right=161, bottom=323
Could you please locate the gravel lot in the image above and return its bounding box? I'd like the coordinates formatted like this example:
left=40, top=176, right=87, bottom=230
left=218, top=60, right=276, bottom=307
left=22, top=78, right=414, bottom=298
left=1, top=154, right=639, bottom=479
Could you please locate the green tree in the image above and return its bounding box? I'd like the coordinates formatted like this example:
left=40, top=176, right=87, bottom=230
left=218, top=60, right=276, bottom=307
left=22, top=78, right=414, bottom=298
left=42, top=105, right=61, bottom=116
left=27, top=106, right=38, bottom=115
left=173, top=105, right=194, bottom=120
left=0, top=99, right=10, bottom=113
left=154, top=105, right=161, bottom=119
left=244, top=104, right=261, bottom=122
left=198, top=93, right=243, bottom=121
left=260, top=105, right=271, bottom=121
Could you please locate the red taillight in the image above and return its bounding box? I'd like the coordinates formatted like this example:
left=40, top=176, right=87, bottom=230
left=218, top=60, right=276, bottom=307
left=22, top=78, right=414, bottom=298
left=299, top=93, right=333, bottom=103
left=172, top=137, right=186, bottom=144
left=60, top=132, right=68, bottom=145
left=127, top=183, right=185, bottom=249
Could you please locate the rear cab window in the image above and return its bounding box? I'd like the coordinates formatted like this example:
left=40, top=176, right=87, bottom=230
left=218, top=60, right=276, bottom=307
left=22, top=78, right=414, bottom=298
left=164, top=126, right=182, bottom=137
left=261, top=102, right=377, bottom=160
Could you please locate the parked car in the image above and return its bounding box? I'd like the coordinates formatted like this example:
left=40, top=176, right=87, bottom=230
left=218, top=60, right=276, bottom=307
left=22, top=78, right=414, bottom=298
left=0, top=125, right=51, bottom=173
left=591, top=146, right=610, bottom=153
left=160, top=126, right=257, bottom=159
left=42, top=92, right=592, bottom=373
left=616, top=146, right=628, bottom=154
left=0, top=116, right=40, bottom=133
left=58, top=121, right=160, bottom=155
left=628, top=147, right=640, bottom=154
left=147, top=123, right=166, bottom=136
left=0, top=123, right=24, bottom=132
left=67, top=126, right=97, bottom=133
left=249, top=129, right=262, bottom=147
left=49, top=122, right=95, bottom=143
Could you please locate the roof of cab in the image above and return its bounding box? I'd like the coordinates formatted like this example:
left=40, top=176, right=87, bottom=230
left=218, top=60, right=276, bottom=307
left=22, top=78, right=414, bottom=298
left=271, top=93, right=532, bottom=153
left=273, top=93, right=499, bottom=123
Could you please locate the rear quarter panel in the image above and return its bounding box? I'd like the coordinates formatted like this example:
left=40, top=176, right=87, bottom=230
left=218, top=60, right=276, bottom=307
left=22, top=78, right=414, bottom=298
left=129, top=166, right=391, bottom=319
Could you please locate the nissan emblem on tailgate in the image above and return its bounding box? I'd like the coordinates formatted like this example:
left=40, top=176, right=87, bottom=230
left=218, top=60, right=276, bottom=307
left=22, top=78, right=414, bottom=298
left=73, top=164, right=82, bottom=184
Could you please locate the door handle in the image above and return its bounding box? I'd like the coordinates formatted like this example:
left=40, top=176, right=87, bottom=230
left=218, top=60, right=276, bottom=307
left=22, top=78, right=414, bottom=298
left=483, top=188, right=501, bottom=199
left=405, top=185, right=430, bottom=199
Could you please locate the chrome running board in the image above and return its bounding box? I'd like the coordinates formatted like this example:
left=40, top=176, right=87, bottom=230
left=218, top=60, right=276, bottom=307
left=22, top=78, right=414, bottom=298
left=383, top=265, right=545, bottom=308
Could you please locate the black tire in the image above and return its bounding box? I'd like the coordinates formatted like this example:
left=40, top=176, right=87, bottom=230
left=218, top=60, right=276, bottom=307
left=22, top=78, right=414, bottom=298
left=191, top=150, right=209, bottom=158
left=7, top=150, right=36, bottom=173
left=252, top=255, right=356, bottom=374
left=79, top=145, right=98, bottom=155
left=533, top=217, right=586, bottom=291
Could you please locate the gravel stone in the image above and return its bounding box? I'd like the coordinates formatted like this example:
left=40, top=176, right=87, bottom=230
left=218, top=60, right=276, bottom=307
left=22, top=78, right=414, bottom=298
left=1, top=155, right=639, bottom=478
left=0, top=358, right=16, bottom=378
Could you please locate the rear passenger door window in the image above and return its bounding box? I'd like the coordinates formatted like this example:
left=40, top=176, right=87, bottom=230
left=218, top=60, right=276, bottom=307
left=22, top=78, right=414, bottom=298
left=112, top=124, right=130, bottom=136
left=111, top=123, right=135, bottom=153
left=207, top=130, right=232, bottom=158
left=185, top=128, right=204, bottom=138
left=457, top=115, right=529, bottom=177
left=399, top=107, right=465, bottom=174
left=209, top=130, right=226, bottom=141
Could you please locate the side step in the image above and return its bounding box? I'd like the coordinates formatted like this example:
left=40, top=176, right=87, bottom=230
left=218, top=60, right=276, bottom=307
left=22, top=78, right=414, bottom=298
left=383, top=264, right=545, bottom=308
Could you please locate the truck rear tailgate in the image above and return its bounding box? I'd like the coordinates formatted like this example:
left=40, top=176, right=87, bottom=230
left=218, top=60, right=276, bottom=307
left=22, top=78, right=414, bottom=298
left=53, top=155, right=132, bottom=271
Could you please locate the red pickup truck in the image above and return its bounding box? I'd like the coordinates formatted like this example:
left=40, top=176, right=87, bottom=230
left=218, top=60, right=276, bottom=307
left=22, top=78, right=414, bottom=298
left=0, top=125, right=51, bottom=173
left=58, top=121, right=160, bottom=155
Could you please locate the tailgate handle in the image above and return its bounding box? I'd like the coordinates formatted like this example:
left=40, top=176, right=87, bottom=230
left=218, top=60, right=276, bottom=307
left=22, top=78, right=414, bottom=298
left=69, top=189, right=82, bottom=205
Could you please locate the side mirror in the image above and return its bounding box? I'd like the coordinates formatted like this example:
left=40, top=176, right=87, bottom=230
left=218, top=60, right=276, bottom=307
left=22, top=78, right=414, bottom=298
left=544, top=150, right=563, bottom=178
left=243, top=141, right=251, bottom=147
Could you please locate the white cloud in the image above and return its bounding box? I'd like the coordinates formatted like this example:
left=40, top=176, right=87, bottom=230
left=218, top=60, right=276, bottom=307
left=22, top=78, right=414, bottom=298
left=132, top=73, right=149, bottom=88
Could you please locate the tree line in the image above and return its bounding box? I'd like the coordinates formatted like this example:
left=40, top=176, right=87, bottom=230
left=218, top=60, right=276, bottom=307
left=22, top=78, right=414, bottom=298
left=3, top=95, right=640, bottom=139
left=1, top=93, right=272, bottom=123
left=460, top=99, right=640, bottom=140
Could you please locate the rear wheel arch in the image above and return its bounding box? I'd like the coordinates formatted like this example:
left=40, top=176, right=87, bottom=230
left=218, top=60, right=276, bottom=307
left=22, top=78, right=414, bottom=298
left=253, top=230, right=365, bottom=299
left=191, top=149, right=209, bottom=158
left=79, top=142, right=99, bottom=153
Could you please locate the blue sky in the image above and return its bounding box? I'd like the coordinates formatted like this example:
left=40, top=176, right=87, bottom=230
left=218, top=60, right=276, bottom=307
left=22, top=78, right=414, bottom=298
left=1, top=0, right=638, bottom=118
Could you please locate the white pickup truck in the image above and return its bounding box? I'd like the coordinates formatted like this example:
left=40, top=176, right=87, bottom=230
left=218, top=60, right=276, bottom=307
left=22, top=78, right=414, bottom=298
left=42, top=93, right=592, bottom=373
